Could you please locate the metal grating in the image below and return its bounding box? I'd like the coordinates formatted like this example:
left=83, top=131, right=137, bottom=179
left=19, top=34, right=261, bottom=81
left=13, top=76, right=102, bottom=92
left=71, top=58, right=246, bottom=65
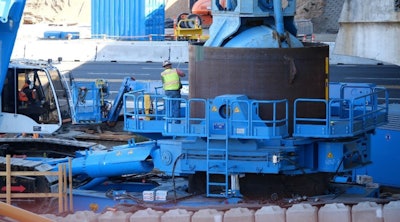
left=379, top=104, right=400, bottom=131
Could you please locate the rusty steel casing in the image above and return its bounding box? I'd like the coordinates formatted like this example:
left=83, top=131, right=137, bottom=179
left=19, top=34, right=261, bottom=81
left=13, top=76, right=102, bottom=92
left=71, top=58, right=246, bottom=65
left=189, top=43, right=329, bottom=135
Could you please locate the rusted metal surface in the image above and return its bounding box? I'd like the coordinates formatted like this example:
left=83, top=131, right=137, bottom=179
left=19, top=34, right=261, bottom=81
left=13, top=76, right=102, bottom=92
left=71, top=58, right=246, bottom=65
left=189, top=43, right=329, bottom=134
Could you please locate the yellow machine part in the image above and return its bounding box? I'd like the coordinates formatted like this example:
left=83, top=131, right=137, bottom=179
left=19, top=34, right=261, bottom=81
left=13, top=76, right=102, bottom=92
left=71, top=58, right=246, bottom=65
left=174, top=19, right=205, bottom=41
left=144, top=94, right=152, bottom=120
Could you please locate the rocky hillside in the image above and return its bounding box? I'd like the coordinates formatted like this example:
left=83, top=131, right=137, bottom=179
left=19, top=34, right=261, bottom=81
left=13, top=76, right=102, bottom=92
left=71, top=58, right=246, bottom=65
left=23, top=0, right=330, bottom=31
left=165, top=0, right=326, bottom=21
left=23, top=0, right=91, bottom=25
left=23, top=0, right=325, bottom=23
left=296, top=0, right=325, bottom=19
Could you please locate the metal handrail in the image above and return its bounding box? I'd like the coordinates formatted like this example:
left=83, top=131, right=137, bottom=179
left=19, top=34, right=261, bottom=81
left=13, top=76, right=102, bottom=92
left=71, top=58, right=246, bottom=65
left=229, top=99, right=288, bottom=138
left=294, top=87, right=388, bottom=137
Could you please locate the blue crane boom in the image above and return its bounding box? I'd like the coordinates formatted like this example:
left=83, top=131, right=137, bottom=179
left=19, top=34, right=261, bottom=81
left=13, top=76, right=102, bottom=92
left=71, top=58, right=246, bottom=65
left=0, top=0, right=26, bottom=93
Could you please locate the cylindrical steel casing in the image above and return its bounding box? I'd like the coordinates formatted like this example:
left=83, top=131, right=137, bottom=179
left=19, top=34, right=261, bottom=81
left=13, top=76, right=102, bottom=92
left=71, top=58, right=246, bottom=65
left=189, top=43, right=329, bottom=134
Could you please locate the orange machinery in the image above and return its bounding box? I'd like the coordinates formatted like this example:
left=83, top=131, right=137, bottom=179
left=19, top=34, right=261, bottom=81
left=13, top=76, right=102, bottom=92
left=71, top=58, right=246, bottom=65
left=177, top=0, right=226, bottom=28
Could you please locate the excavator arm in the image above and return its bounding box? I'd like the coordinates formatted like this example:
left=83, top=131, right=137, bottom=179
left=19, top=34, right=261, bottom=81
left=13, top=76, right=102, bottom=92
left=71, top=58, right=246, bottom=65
left=0, top=0, right=26, bottom=93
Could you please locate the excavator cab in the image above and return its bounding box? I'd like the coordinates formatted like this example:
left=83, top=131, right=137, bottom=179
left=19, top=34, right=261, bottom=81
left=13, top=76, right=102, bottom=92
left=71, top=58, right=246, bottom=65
left=0, top=60, right=71, bottom=134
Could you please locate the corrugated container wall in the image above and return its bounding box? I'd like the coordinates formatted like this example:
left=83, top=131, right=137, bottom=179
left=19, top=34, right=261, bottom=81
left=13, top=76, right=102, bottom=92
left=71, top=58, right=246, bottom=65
left=91, top=0, right=165, bottom=40
left=145, top=0, right=165, bottom=41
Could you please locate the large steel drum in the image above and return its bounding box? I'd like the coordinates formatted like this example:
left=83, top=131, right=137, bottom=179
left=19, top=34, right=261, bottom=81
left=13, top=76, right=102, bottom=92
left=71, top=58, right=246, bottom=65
left=189, top=42, right=329, bottom=134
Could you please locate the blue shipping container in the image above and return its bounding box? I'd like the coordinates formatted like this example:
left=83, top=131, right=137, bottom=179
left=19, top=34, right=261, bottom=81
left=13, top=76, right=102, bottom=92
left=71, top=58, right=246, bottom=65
left=145, top=0, right=165, bottom=41
left=43, top=31, right=62, bottom=39
left=91, top=0, right=165, bottom=40
left=44, top=31, right=80, bottom=40
left=145, top=4, right=165, bottom=41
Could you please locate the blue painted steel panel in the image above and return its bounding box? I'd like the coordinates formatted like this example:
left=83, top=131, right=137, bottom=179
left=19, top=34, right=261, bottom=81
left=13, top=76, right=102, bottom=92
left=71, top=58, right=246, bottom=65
left=91, top=0, right=145, bottom=40
left=145, top=3, right=165, bottom=41
left=354, top=104, right=400, bottom=187
left=91, top=0, right=164, bottom=40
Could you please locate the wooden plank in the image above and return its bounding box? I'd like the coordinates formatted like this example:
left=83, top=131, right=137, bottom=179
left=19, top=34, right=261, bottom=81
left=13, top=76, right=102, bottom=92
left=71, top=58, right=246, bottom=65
left=6, top=155, right=11, bottom=204
left=0, top=193, right=59, bottom=198
left=63, top=164, right=68, bottom=212
left=69, top=158, right=73, bottom=212
left=0, top=171, right=59, bottom=176
left=58, top=164, right=63, bottom=213
left=2, top=155, right=69, bottom=213
left=74, top=131, right=134, bottom=141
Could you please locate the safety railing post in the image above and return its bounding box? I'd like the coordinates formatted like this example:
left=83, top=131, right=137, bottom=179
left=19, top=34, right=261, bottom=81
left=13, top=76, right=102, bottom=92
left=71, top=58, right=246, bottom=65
left=58, top=164, right=63, bottom=213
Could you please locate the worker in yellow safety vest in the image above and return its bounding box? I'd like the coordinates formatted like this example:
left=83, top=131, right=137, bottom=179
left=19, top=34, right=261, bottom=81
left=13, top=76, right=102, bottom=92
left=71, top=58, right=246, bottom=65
left=161, top=60, right=185, bottom=123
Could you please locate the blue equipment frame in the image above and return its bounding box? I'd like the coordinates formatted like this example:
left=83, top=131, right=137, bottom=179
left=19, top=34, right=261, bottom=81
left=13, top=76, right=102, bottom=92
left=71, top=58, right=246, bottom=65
left=121, top=82, right=388, bottom=197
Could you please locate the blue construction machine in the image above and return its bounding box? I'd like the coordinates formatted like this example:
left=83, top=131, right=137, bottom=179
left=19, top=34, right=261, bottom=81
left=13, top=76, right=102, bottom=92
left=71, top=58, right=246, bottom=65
left=69, top=76, right=137, bottom=126
left=0, top=3, right=139, bottom=134
left=68, top=0, right=389, bottom=201
left=0, top=0, right=395, bottom=213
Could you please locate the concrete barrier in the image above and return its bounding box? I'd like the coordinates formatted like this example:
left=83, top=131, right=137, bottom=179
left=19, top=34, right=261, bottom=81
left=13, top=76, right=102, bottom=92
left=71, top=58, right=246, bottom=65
left=41, top=201, right=400, bottom=222
left=12, top=39, right=189, bottom=63
left=11, top=39, right=383, bottom=65
left=324, top=42, right=384, bottom=65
